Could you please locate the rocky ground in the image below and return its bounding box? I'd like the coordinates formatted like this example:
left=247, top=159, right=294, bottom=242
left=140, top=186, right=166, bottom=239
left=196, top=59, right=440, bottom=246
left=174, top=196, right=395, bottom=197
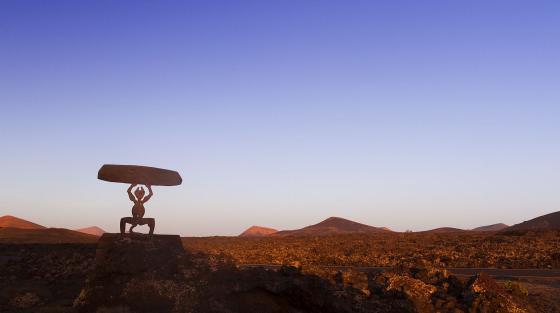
left=0, top=244, right=96, bottom=312
left=183, top=230, right=560, bottom=269
left=1, top=231, right=559, bottom=312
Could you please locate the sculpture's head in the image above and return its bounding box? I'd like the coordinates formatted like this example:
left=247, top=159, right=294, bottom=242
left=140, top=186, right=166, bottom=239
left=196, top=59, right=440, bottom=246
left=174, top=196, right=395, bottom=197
left=134, top=186, right=146, bottom=199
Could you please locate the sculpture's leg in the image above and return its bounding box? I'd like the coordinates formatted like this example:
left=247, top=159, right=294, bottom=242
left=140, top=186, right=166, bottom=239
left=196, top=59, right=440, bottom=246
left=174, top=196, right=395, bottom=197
left=147, top=218, right=155, bottom=235
left=120, top=217, right=132, bottom=235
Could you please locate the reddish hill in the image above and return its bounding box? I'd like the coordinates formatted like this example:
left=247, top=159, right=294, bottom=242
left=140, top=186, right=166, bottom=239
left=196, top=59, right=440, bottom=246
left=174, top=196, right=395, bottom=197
left=421, top=227, right=466, bottom=233
left=273, top=217, right=391, bottom=237
left=0, top=215, right=46, bottom=229
left=0, top=227, right=99, bottom=244
left=506, top=211, right=560, bottom=231
left=76, top=226, right=106, bottom=237
left=472, top=223, right=508, bottom=232
left=239, top=226, right=278, bottom=237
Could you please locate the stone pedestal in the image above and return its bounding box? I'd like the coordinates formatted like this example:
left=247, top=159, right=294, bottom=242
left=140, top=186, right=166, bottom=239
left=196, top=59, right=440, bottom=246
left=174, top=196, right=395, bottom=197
left=74, top=233, right=189, bottom=313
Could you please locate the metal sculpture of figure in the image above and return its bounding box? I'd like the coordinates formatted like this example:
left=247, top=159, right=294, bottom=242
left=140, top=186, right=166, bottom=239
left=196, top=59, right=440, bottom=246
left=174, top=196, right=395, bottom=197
left=119, top=184, right=155, bottom=235
left=97, top=164, right=182, bottom=236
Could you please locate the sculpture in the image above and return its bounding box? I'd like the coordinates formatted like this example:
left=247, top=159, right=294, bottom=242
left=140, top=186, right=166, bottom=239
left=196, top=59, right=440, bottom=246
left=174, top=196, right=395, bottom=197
left=97, top=164, right=182, bottom=235
left=120, top=184, right=155, bottom=234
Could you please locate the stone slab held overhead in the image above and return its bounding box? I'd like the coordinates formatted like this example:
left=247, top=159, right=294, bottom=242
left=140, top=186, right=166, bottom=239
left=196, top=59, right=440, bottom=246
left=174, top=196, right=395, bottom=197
left=98, top=164, right=182, bottom=186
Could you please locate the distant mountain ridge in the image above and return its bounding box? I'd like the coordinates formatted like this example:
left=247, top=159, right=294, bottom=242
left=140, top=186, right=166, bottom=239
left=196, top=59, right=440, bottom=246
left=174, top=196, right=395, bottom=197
left=0, top=215, right=46, bottom=229
left=239, top=226, right=278, bottom=237
left=273, top=217, right=391, bottom=237
left=0, top=215, right=99, bottom=243
left=506, top=211, right=560, bottom=231
left=421, top=227, right=465, bottom=233
left=76, top=226, right=106, bottom=236
left=472, top=223, right=508, bottom=232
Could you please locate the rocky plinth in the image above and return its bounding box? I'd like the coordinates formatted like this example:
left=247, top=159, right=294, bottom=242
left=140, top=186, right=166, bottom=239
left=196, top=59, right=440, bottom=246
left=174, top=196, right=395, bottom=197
left=73, top=233, right=192, bottom=312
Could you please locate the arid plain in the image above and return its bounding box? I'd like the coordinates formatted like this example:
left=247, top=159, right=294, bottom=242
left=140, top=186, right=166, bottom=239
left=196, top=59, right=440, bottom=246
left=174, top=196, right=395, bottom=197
left=1, top=211, right=560, bottom=312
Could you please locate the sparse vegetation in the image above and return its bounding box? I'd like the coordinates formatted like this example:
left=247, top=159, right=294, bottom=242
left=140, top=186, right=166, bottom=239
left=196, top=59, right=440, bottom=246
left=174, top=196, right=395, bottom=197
left=504, top=280, right=529, bottom=297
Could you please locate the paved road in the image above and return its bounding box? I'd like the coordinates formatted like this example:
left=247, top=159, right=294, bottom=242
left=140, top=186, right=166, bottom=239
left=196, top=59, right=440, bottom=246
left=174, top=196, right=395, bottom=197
left=239, top=264, right=560, bottom=279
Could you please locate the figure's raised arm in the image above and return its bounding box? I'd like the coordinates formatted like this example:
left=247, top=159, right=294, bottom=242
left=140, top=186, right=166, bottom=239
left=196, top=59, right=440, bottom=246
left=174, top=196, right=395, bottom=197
left=127, top=184, right=137, bottom=202
left=142, top=185, right=154, bottom=203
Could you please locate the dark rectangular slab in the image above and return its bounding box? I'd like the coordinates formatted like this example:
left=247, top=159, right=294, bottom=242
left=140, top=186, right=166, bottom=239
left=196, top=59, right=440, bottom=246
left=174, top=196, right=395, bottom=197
left=98, top=164, right=182, bottom=186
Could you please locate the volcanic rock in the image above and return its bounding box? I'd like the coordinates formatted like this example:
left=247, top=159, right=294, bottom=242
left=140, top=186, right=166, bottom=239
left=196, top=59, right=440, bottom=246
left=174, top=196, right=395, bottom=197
left=464, top=273, right=529, bottom=313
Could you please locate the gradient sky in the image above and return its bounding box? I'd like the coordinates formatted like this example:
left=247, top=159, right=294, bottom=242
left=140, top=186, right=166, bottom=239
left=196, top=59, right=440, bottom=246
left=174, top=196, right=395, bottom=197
left=0, top=1, right=559, bottom=235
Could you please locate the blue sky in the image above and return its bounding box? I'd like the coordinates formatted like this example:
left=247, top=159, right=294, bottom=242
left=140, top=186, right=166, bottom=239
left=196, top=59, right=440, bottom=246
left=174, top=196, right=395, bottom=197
left=0, top=1, right=559, bottom=235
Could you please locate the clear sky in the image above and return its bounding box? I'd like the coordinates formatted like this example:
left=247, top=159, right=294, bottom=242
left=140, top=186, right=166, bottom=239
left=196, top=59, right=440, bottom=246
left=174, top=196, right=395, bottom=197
left=0, top=1, right=559, bottom=235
